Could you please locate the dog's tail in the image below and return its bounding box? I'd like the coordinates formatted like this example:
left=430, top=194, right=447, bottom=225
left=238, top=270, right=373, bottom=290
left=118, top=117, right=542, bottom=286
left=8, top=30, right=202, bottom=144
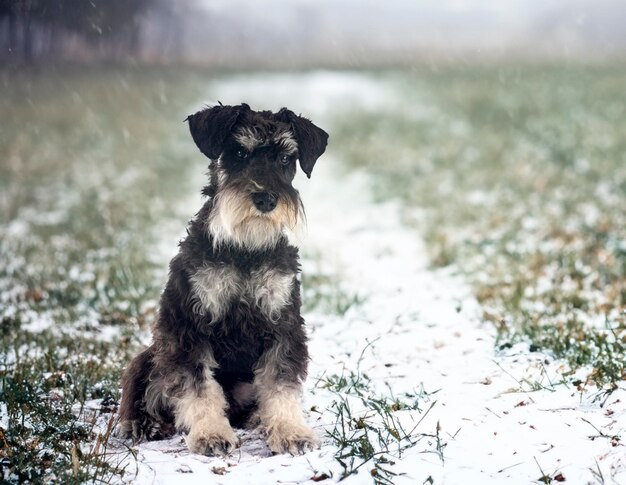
left=117, top=346, right=175, bottom=441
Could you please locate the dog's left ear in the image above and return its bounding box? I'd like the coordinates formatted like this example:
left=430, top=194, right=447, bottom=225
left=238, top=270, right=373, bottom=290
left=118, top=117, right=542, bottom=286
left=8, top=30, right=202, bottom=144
left=278, top=108, right=329, bottom=178
left=186, top=104, right=247, bottom=160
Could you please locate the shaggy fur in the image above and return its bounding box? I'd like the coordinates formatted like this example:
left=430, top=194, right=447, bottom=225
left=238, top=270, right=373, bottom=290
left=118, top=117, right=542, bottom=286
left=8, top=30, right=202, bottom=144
left=117, top=103, right=328, bottom=456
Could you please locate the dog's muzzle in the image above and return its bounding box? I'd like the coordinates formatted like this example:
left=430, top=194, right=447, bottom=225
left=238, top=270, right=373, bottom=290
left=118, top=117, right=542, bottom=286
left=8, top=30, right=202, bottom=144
left=252, top=192, right=278, bottom=213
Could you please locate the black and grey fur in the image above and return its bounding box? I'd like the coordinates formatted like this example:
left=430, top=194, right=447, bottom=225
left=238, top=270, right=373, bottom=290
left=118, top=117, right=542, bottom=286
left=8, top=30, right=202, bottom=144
left=117, top=103, right=328, bottom=456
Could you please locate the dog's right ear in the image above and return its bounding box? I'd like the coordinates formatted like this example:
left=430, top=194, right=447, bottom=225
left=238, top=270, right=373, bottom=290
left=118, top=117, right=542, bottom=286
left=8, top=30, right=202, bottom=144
left=186, top=104, right=246, bottom=160
left=277, top=108, right=329, bottom=179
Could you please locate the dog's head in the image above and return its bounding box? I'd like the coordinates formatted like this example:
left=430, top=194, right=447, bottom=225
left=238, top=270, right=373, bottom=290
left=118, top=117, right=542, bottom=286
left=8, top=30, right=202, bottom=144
left=186, top=103, right=329, bottom=250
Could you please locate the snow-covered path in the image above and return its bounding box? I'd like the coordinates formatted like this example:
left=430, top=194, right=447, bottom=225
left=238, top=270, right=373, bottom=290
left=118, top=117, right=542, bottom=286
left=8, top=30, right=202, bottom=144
left=113, top=73, right=626, bottom=484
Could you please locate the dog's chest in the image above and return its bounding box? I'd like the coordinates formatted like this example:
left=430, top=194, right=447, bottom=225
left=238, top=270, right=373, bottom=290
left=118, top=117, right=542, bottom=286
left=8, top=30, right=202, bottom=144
left=190, top=264, right=294, bottom=321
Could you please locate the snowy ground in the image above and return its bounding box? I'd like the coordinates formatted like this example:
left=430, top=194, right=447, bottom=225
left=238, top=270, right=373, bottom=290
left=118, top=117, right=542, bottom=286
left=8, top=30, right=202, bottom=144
left=102, top=73, right=626, bottom=484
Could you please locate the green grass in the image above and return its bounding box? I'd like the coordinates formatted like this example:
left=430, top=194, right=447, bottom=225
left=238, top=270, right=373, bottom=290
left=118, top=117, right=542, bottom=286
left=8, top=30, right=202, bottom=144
left=332, top=65, right=626, bottom=391
left=316, top=343, right=442, bottom=484
left=0, top=66, right=370, bottom=482
left=0, top=66, right=209, bottom=482
left=2, top=64, right=626, bottom=481
left=301, top=254, right=365, bottom=316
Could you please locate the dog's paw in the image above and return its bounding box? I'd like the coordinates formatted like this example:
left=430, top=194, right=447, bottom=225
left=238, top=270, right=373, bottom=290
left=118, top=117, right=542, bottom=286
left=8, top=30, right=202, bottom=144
left=266, top=424, right=317, bottom=455
left=186, top=421, right=238, bottom=456
left=115, top=418, right=175, bottom=442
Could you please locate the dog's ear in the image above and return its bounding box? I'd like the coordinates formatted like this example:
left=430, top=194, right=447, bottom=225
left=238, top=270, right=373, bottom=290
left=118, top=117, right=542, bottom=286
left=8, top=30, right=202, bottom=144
left=186, top=104, right=247, bottom=160
left=277, top=108, right=329, bottom=178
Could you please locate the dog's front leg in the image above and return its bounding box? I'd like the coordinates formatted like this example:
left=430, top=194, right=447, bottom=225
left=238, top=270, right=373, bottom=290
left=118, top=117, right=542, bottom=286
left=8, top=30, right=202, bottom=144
left=254, top=347, right=316, bottom=455
left=174, top=372, right=237, bottom=456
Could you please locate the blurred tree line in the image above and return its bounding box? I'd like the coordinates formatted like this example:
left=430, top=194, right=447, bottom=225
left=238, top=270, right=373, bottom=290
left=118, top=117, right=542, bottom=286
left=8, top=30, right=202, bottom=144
left=0, top=0, right=190, bottom=64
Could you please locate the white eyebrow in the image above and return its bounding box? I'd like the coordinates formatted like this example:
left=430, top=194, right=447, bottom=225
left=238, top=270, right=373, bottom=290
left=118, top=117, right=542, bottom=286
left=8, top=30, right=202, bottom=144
left=273, top=132, right=298, bottom=154
left=234, top=127, right=262, bottom=151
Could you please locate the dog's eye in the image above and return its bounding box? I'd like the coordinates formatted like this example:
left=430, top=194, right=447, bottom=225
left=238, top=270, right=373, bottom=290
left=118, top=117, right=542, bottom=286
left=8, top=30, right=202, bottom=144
left=280, top=154, right=294, bottom=165
left=236, top=148, right=249, bottom=160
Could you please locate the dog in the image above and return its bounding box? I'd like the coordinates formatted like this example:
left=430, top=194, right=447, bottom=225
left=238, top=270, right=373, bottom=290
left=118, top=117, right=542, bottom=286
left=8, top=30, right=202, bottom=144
left=117, top=103, right=328, bottom=456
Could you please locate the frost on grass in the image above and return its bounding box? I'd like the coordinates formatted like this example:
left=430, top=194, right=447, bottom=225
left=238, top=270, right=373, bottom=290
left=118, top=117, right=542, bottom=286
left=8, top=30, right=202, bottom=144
left=0, top=68, right=397, bottom=483
left=316, top=344, right=443, bottom=484
left=301, top=254, right=365, bottom=317
left=4, top=66, right=626, bottom=484
left=0, top=68, right=202, bottom=482
left=333, top=66, right=626, bottom=392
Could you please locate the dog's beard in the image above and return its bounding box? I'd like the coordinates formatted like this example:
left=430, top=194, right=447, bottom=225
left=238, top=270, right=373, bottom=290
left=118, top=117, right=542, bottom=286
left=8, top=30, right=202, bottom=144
left=208, top=187, right=303, bottom=251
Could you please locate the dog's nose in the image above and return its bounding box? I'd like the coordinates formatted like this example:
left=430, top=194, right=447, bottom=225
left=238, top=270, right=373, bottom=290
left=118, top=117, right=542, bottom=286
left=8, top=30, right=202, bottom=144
left=252, top=192, right=277, bottom=213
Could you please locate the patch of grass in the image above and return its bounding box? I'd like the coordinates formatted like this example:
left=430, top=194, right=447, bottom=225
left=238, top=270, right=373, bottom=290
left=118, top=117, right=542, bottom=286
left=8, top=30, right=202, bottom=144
left=301, top=252, right=365, bottom=316
left=0, top=66, right=375, bottom=481
left=317, top=343, right=442, bottom=484
left=0, top=65, right=368, bottom=481
left=0, top=325, right=136, bottom=482
left=333, top=65, right=626, bottom=390
left=4, top=63, right=625, bottom=481
left=0, top=66, right=210, bottom=482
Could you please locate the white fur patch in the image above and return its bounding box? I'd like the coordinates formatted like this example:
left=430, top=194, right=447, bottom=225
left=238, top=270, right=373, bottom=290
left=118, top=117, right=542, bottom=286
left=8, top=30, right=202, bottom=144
left=208, top=187, right=295, bottom=251
left=190, top=263, right=294, bottom=322
left=273, top=131, right=298, bottom=154
left=234, top=127, right=261, bottom=151
left=174, top=368, right=237, bottom=454
left=234, top=127, right=297, bottom=155
left=210, top=214, right=284, bottom=251
left=254, top=371, right=316, bottom=454
left=174, top=371, right=228, bottom=431
left=190, top=265, right=242, bottom=320
left=250, top=268, right=294, bottom=321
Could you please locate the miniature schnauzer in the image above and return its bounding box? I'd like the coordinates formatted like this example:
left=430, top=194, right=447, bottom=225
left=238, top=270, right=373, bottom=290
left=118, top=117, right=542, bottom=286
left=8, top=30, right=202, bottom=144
left=117, top=103, right=328, bottom=456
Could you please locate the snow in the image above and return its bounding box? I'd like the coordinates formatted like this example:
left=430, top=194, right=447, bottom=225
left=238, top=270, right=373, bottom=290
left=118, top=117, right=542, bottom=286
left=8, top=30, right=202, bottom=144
left=202, top=71, right=397, bottom=118
left=102, top=73, right=626, bottom=484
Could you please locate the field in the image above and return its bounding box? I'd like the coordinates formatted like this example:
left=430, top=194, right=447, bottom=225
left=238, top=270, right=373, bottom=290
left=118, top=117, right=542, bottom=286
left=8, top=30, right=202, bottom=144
left=334, top=66, right=626, bottom=387
left=1, top=65, right=625, bottom=483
